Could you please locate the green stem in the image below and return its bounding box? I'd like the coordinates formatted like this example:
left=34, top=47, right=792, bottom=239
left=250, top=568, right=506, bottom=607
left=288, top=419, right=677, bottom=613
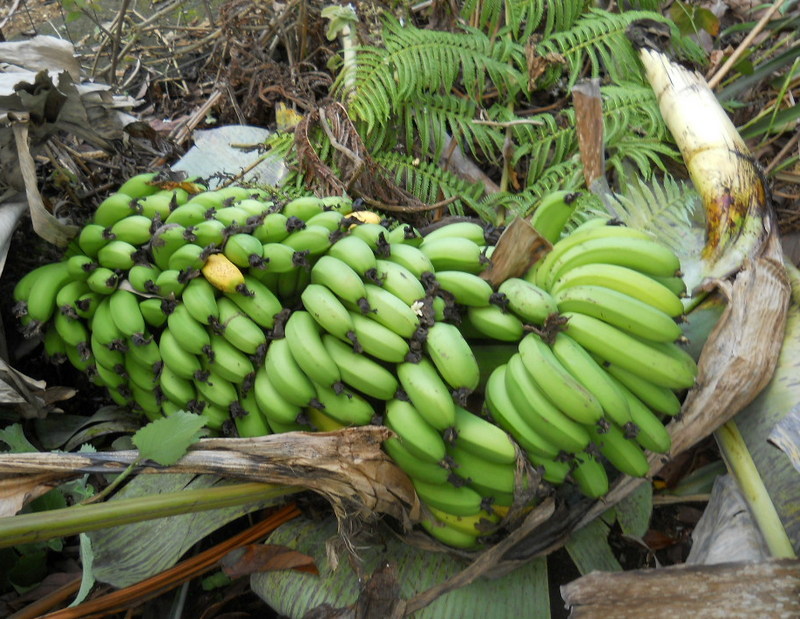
left=716, top=420, right=797, bottom=558
left=0, top=482, right=301, bottom=549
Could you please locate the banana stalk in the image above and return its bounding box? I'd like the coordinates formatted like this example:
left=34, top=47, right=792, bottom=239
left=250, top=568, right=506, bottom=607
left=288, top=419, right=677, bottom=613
left=637, top=46, right=773, bottom=283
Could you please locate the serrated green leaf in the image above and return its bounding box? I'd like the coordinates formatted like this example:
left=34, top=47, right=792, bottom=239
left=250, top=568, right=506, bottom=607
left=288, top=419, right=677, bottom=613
left=0, top=424, right=37, bottom=452
left=252, top=515, right=550, bottom=618
left=132, top=411, right=206, bottom=466
left=564, top=518, right=622, bottom=575
left=615, top=482, right=653, bottom=539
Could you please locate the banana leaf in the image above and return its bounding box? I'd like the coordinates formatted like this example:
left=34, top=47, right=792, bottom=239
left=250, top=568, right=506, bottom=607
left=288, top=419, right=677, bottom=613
left=251, top=514, right=550, bottom=618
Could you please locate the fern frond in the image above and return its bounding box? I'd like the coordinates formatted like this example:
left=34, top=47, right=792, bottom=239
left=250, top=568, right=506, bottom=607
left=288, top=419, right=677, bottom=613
left=601, top=83, right=667, bottom=143
left=398, top=94, right=505, bottom=161
left=541, top=0, right=590, bottom=38
left=334, top=17, right=526, bottom=131
left=523, top=159, right=585, bottom=202
left=374, top=151, right=486, bottom=216
left=537, top=9, right=703, bottom=88
left=606, top=136, right=677, bottom=183
left=608, top=174, right=699, bottom=252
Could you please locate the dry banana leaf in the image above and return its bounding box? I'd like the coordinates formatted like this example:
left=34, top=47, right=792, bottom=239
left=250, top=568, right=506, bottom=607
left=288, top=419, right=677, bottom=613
left=561, top=558, right=800, bottom=618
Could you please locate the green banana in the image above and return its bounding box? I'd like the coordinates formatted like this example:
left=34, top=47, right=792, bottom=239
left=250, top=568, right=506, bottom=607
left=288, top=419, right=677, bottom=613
left=93, top=192, right=140, bottom=227
left=424, top=322, right=480, bottom=392
left=326, top=235, right=378, bottom=276
left=384, top=398, right=447, bottom=464
left=533, top=222, right=653, bottom=288
left=347, top=222, right=389, bottom=250
left=167, top=243, right=206, bottom=272
left=158, top=328, right=202, bottom=379
left=419, top=236, right=489, bottom=274
left=464, top=305, right=524, bottom=342
left=164, top=202, right=209, bottom=227
left=305, top=406, right=346, bottom=432
left=420, top=519, right=482, bottom=550
left=483, top=365, right=560, bottom=459
left=56, top=280, right=90, bottom=319
left=89, top=297, right=126, bottom=350
left=447, top=444, right=517, bottom=496
left=311, top=382, right=375, bottom=426
left=451, top=405, right=516, bottom=465
left=383, top=437, right=450, bottom=484
left=528, top=190, right=582, bottom=243
left=263, top=337, right=316, bottom=407
left=224, top=233, right=264, bottom=268
left=139, top=298, right=168, bottom=328
left=276, top=266, right=310, bottom=304
left=282, top=195, right=325, bottom=221
left=320, top=195, right=353, bottom=214
left=150, top=224, right=190, bottom=271
left=86, top=266, right=120, bottom=295
left=90, top=332, right=125, bottom=369
left=53, top=311, right=89, bottom=349
left=126, top=334, right=161, bottom=368
left=609, top=374, right=672, bottom=454
left=233, top=388, right=272, bottom=437
left=433, top=271, right=494, bottom=307
left=93, top=361, right=127, bottom=390
left=260, top=243, right=301, bottom=273
left=542, top=236, right=682, bottom=290
left=195, top=399, right=230, bottom=431
left=194, top=367, right=239, bottom=409
left=138, top=190, right=179, bottom=222
left=117, top=172, right=160, bottom=199
left=75, top=292, right=102, bottom=320
left=412, top=478, right=483, bottom=517
left=235, top=197, right=273, bottom=217
left=396, top=358, right=456, bottom=430
left=603, top=361, right=682, bottom=416
left=361, top=284, right=420, bottom=338
left=347, top=310, right=412, bottom=362
left=300, top=284, right=355, bottom=341
left=518, top=333, right=604, bottom=425
left=78, top=223, right=114, bottom=257
left=310, top=254, right=367, bottom=305
left=128, top=263, right=162, bottom=294
left=202, top=334, right=255, bottom=384
left=561, top=311, right=697, bottom=390
left=504, top=354, right=590, bottom=454
left=26, top=261, right=73, bottom=323
left=108, top=289, right=146, bottom=337
left=549, top=263, right=685, bottom=318
left=571, top=452, right=609, bottom=498
left=65, top=254, right=98, bottom=281
left=182, top=276, right=220, bottom=325
left=224, top=275, right=283, bottom=329
left=554, top=285, right=683, bottom=343
left=322, top=334, right=399, bottom=400
left=253, top=364, right=303, bottom=426
left=192, top=219, right=227, bottom=247
left=496, top=278, right=558, bottom=324
left=426, top=505, right=499, bottom=536
left=253, top=212, right=291, bottom=243
left=282, top=224, right=333, bottom=255
left=154, top=269, right=187, bottom=297
left=423, top=220, right=486, bottom=245
left=124, top=353, right=159, bottom=391
left=374, top=259, right=426, bottom=305
left=166, top=303, right=210, bottom=355
left=43, top=323, right=67, bottom=363
left=385, top=243, right=434, bottom=279
left=110, top=215, right=155, bottom=246
left=528, top=454, right=571, bottom=485
left=651, top=275, right=688, bottom=297
left=587, top=421, right=650, bottom=478
left=285, top=310, right=341, bottom=388
left=305, top=210, right=345, bottom=232
left=551, top=332, right=632, bottom=427
left=386, top=223, right=423, bottom=246
left=214, top=297, right=268, bottom=355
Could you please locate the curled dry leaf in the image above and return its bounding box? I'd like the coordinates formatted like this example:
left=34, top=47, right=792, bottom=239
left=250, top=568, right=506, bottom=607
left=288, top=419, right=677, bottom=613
left=221, top=544, right=318, bottom=579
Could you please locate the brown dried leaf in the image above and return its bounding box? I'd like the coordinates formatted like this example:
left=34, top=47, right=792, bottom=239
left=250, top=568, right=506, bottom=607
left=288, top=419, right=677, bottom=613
left=0, top=471, right=74, bottom=517
left=221, top=544, right=318, bottom=578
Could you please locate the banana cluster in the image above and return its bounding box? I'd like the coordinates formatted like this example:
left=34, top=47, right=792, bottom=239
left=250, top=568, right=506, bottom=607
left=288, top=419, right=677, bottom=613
left=13, top=177, right=697, bottom=551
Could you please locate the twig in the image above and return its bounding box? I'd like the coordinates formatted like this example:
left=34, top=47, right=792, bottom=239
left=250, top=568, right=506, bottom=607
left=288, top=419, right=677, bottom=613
left=708, top=0, right=788, bottom=90
left=109, top=0, right=133, bottom=86
left=765, top=131, right=800, bottom=175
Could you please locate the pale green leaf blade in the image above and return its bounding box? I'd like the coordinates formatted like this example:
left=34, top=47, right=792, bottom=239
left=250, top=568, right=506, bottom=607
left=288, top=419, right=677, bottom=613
left=565, top=518, right=622, bottom=575
left=89, top=474, right=277, bottom=588
left=251, top=515, right=550, bottom=618
left=615, top=482, right=653, bottom=539
left=132, top=411, right=206, bottom=466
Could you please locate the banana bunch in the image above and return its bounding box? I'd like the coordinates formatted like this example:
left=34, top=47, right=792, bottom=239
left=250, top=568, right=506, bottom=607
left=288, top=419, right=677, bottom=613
left=13, top=177, right=698, bottom=551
